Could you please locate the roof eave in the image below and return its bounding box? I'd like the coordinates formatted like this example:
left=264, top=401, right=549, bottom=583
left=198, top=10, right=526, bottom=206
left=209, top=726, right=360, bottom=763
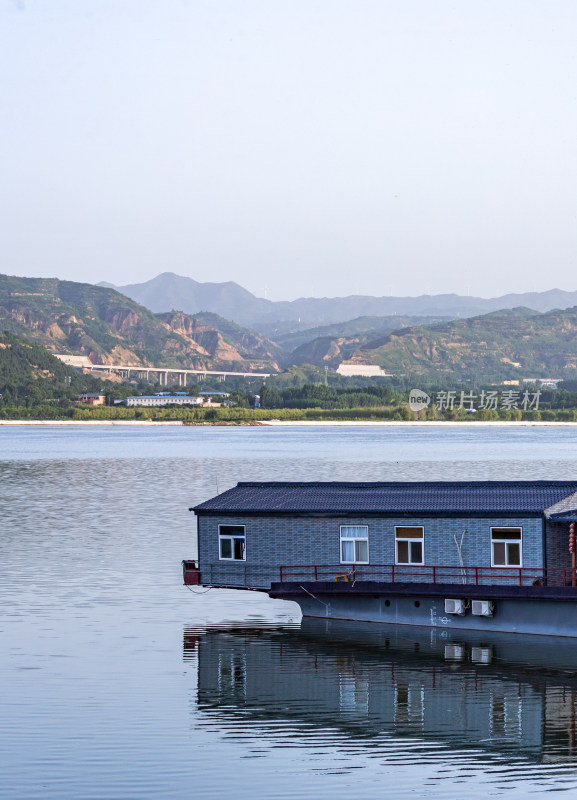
left=193, top=508, right=545, bottom=518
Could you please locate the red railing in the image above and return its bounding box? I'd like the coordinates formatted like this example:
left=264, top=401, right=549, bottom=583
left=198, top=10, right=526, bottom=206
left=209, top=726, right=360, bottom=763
left=278, top=563, right=577, bottom=587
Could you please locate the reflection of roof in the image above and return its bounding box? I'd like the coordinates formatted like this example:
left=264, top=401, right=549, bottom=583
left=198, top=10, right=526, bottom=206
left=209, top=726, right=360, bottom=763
left=193, top=481, right=577, bottom=515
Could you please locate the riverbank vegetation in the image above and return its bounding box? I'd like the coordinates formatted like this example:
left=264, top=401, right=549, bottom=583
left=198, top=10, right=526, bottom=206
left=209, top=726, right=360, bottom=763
left=0, top=401, right=567, bottom=423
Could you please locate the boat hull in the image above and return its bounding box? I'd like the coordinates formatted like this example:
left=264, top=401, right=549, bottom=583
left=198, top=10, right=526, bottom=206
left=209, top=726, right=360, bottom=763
left=269, top=580, right=577, bottom=638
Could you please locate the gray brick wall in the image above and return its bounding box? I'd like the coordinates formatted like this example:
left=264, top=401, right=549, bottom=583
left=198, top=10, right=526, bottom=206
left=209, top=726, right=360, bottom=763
left=197, top=513, right=544, bottom=589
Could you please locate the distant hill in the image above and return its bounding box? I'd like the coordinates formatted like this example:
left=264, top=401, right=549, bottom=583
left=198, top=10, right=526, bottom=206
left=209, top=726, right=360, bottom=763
left=101, top=272, right=577, bottom=331
left=100, top=272, right=273, bottom=326
left=357, top=306, right=577, bottom=381
left=0, top=274, right=280, bottom=372
left=274, top=315, right=451, bottom=366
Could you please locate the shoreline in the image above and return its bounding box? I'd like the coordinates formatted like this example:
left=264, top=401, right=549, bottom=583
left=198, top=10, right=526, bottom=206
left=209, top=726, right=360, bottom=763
left=259, top=420, right=577, bottom=427
left=1, top=419, right=577, bottom=427
left=0, top=420, right=184, bottom=426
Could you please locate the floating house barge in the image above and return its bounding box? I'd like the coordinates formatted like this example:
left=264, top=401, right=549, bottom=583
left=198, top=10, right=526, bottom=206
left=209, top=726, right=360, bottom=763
left=189, top=481, right=577, bottom=637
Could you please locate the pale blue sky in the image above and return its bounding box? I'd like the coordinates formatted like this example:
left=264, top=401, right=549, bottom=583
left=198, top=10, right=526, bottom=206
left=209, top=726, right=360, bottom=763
left=1, top=1, right=577, bottom=300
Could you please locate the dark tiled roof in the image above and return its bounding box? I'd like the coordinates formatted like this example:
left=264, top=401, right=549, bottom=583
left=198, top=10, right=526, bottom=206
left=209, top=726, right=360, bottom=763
left=192, top=481, right=577, bottom=516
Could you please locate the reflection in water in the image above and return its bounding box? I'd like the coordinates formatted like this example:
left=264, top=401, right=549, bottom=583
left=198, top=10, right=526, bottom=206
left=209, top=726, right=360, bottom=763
left=187, top=620, right=577, bottom=785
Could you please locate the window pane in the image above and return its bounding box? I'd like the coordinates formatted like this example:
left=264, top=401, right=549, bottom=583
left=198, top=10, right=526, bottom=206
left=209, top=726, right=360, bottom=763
left=491, top=529, right=521, bottom=540
left=220, top=538, right=232, bottom=559
left=220, top=525, right=245, bottom=537
left=410, top=541, right=423, bottom=564
left=233, top=538, right=245, bottom=560
left=355, top=540, right=368, bottom=562
left=507, top=543, right=521, bottom=566
left=341, top=540, right=355, bottom=561
left=396, top=527, right=423, bottom=539
left=397, top=541, right=409, bottom=563
left=341, top=526, right=368, bottom=539
left=493, top=542, right=506, bottom=565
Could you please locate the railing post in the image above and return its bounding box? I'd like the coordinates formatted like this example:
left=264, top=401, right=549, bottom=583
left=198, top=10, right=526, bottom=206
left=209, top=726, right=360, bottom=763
left=352, top=565, right=356, bottom=582
left=475, top=567, right=478, bottom=586
left=392, top=564, right=395, bottom=584
left=519, top=568, right=522, bottom=586
left=432, top=566, right=436, bottom=584
left=314, top=565, right=318, bottom=581
left=280, top=566, right=283, bottom=582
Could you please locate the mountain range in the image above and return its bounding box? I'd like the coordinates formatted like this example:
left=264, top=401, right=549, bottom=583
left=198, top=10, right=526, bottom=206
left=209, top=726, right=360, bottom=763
left=6, top=271, right=577, bottom=384
left=100, top=272, right=577, bottom=333
left=0, top=274, right=281, bottom=372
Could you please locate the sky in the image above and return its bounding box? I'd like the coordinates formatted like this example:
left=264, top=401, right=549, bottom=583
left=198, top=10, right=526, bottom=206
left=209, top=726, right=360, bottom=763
left=1, top=1, right=577, bottom=301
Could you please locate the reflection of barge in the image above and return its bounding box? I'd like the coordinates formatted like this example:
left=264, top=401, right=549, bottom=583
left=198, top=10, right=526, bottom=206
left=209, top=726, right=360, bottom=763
left=189, top=481, right=577, bottom=636
left=188, top=620, right=577, bottom=765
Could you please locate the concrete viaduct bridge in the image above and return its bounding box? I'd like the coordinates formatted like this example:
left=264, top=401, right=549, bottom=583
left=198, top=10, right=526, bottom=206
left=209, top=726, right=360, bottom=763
left=85, top=363, right=273, bottom=386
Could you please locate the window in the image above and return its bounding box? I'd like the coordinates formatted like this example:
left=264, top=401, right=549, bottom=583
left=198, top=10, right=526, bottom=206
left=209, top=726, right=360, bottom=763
left=340, top=525, right=369, bottom=564
left=395, top=527, right=424, bottom=565
left=491, top=528, right=522, bottom=567
left=219, top=525, right=246, bottom=561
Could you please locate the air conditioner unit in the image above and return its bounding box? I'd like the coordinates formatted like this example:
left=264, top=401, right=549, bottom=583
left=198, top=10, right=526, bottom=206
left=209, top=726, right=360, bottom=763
left=444, top=598, right=466, bottom=615
left=471, top=600, right=494, bottom=617
left=471, top=647, right=493, bottom=665
left=444, top=644, right=465, bottom=661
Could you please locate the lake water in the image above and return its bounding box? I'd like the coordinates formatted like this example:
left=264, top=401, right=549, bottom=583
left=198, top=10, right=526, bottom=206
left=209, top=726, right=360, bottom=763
left=4, top=425, right=577, bottom=799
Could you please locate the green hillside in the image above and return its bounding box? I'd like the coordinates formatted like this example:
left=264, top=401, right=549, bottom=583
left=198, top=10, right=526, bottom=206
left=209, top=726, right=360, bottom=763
left=0, top=330, right=105, bottom=404
left=359, top=307, right=576, bottom=381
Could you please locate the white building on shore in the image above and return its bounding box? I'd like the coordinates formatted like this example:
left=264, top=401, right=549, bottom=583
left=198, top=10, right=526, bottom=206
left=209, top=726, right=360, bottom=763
left=121, top=395, right=204, bottom=407
left=336, top=363, right=390, bottom=377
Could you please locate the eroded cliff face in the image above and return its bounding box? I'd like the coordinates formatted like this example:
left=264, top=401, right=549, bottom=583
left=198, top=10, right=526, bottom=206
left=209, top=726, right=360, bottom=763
left=1, top=306, right=53, bottom=333
left=159, top=311, right=281, bottom=370
left=160, top=312, right=199, bottom=338
left=187, top=329, right=244, bottom=364
left=286, top=335, right=365, bottom=368
left=104, top=308, right=143, bottom=335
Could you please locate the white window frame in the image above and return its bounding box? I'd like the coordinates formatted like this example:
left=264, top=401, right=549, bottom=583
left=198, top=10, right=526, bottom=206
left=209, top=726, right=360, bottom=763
left=340, top=525, right=369, bottom=564
left=395, top=526, right=425, bottom=565
left=218, top=524, right=246, bottom=561
left=490, top=527, right=522, bottom=568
